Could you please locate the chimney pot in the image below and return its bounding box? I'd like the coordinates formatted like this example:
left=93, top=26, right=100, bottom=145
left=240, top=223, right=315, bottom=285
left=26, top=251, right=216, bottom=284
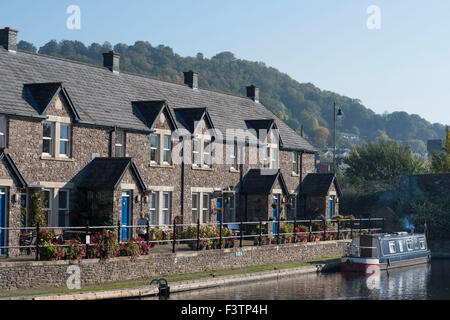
left=183, top=70, right=198, bottom=90
left=246, top=84, right=259, bottom=103
left=0, top=27, right=18, bottom=52
left=102, top=50, right=120, bottom=73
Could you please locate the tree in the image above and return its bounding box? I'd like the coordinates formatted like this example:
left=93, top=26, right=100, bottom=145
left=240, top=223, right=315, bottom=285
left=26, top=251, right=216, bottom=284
left=17, top=40, right=36, bottom=52
left=311, top=126, right=329, bottom=148
left=344, top=139, right=425, bottom=186
left=20, top=38, right=446, bottom=148
left=29, top=192, right=47, bottom=227
left=430, top=126, right=450, bottom=173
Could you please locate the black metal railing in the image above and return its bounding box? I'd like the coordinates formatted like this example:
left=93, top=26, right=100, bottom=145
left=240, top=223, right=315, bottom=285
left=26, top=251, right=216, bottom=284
left=0, top=217, right=385, bottom=261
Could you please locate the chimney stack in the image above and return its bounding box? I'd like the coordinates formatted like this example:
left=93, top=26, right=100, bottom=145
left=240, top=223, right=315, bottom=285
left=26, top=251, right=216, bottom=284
left=102, top=50, right=120, bottom=73
left=0, top=27, right=18, bottom=52
left=246, top=84, right=259, bottom=103
left=183, top=70, right=198, bottom=90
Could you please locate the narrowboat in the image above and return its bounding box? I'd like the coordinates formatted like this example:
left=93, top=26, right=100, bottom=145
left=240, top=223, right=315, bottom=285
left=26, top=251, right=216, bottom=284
left=341, top=232, right=431, bottom=273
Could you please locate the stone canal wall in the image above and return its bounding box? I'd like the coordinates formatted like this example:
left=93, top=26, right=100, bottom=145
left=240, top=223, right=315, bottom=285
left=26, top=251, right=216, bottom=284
left=0, top=240, right=350, bottom=291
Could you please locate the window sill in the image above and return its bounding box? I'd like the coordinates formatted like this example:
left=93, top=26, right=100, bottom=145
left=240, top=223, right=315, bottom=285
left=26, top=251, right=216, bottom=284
left=291, top=173, right=300, bottom=177
left=150, top=163, right=174, bottom=168
left=192, top=165, right=213, bottom=171
left=41, top=155, right=74, bottom=162
left=229, top=168, right=240, bottom=173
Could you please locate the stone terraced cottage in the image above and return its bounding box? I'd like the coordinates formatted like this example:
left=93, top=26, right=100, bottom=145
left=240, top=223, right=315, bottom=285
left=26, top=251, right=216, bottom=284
left=0, top=27, right=341, bottom=256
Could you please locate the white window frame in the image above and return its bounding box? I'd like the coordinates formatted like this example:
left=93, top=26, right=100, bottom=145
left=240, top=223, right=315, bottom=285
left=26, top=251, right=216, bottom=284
left=228, top=194, right=236, bottom=222
left=192, top=192, right=200, bottom=223
left=42, top=121, right=73, bottom=158
left=43, top=189, right=53, bottom=226
left=59, top=124, right=71, bottom=158
left=389, top=241, right=396, bottom=254
left=149, top=192, right=158, bottom=225
left=202, top=193, right=210, bottom=223
left=161, top=192, right=171, bottom=225
left=292, top=152, right=299, bottom=174
left=419, top=238, right=426, bottom=250
left=230, top=140, right=238, bottom=170
left=192, top=138, right=201, bottom=167
left=162, top=135, right=172, bottom=165
left=42, top=122, right=54, bottom=156
left=262, top=146, right=270, bottom=168
left=150, top=134, right=160, bottom=164
left=203, top=138, right=212, bottom=168
left=115, top=130, right=125, bottom=157
left=406, top=239, right=413, bottom=251
left=57, top=189, right=70, bottom=227
left=398, top=240, right=404, bottom=252
left=270, top=145, right=279, bottom=169
left=0, top=117, right=7, bottom=148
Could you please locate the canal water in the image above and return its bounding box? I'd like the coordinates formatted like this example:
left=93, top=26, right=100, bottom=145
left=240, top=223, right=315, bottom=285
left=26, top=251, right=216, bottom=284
left=145, top=260, right=450, bottom=300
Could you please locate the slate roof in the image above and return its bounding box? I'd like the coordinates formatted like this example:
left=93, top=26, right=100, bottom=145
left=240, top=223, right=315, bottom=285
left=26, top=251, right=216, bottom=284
left=0, top=152, right=27, bottom=188
left=0, top=47, right=316, bottom=151
left=300, top=173, right=342, bottom=197
left=173, top=107, right=213, bottom=134
left=77, top=157, right=146, bottom=191
left=22, top=82, right=81, bottom=121
left=23, top=82, right=61, bottom=114
left=241, top=168, right=289, bottom=195
left=132, top=100, right=177, bottom=130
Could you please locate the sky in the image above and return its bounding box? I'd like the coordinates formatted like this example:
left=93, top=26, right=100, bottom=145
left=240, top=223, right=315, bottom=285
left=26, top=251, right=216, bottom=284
left=1, top=0, right=449, bottom=125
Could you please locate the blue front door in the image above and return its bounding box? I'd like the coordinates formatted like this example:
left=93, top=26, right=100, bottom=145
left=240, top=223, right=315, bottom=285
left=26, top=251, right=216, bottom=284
left=0, top=190, right=5, bottom=255
left=273, top=195, right=278, bottom=236
left=217, top=197, right=222, bottom=223
left=121, top=192, right=130, bottom=241
left=329, top=198, right=333, bottom=220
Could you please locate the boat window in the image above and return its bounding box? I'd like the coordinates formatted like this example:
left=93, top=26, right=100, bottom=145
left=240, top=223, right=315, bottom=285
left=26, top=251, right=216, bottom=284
left=389, top=241, right=396, bottom=253
left=398, top=240, right=404, bottom=252
left=419, top=238, right=426, bottom=250
left=406, top=239, right=413, bottom=251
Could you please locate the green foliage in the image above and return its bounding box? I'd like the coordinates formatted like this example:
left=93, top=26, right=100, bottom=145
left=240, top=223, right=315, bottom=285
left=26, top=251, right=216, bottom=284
left=13, top=39, right=445, bottom=150
left=29, top=192, right=47, bottom=227
left=311, top=126, right=330, bottom=148
left=344, top=139, right=425, bottom=186
left=408, top=197, right=450, bottom=240
left=430, top=126, right=450, bottom=174
left=119, top=239, right=141, bottom=257
left=180, top=225, right=234, bottom=250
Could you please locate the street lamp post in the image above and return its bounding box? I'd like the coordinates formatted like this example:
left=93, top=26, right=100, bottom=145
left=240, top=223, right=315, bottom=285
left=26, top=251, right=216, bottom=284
left=333, top=102, right=343, bottom=173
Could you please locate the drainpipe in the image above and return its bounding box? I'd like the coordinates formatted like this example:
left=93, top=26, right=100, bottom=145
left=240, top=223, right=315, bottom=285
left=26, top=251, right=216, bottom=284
left=299, top=150, right=304, bottom=218
left=180, top=137, right=185, bottom=223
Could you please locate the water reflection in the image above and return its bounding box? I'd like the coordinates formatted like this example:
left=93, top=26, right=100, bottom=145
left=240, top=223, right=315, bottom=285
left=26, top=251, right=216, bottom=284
left=142, top=260, right=450, bottom=300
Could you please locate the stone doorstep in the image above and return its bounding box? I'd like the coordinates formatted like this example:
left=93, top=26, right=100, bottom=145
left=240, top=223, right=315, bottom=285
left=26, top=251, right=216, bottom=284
left=24, top=263, right=333, bottom=300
